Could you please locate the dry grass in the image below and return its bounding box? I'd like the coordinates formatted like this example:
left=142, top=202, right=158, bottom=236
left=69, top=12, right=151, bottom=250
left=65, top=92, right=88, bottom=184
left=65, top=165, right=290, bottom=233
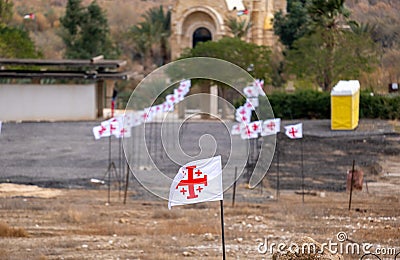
left=0, top=222, right=29, bottom=237
left=58, top=208, right=84, bottom=224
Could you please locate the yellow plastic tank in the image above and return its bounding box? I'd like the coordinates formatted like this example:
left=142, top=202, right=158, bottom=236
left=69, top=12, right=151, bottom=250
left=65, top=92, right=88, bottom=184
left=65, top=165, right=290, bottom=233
left=331, top=80, right=360, bottom=130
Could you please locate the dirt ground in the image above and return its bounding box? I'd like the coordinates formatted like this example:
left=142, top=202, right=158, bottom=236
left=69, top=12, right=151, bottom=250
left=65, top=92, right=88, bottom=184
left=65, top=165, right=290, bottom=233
left=0, top=183, right=399, bottom=260
left=0, top=120, right=399, bottom=259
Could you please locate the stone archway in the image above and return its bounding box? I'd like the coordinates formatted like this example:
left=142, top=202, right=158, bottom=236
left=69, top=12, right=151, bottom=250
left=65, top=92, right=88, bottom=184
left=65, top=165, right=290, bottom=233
left=192, top=27, right=212, bottom=48
left=170, top=5, right=225, bottom=59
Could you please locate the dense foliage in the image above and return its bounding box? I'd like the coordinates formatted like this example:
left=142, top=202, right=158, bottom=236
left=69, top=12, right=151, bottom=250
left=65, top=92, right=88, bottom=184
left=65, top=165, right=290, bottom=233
left=252, top=90, right=400, bottom=120
left=60, top=0, right=118, bottom=59
left=274, top=0, right=379, bottom=91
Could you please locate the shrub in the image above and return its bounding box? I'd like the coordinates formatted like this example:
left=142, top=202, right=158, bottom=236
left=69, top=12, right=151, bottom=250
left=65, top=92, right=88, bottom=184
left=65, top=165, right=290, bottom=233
left=236, top=90, right=400, bottom=120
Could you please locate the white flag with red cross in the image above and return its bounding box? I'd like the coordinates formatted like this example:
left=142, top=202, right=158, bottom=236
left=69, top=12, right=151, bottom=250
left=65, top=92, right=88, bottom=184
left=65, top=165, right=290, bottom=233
left=284, top=123, right=303, bottom=139
left=92, top=123, right=111, bottom=140
left=254, top=79, right=266, bottom=96
left=114, top=115, right=132, bottom=138
left=243, top=85, right=257, bottom=97
left=128, top=111, right=142, bottom=127
left=261, top=118, right=281, bottom=136
left=101, top=118, right=121, bottom=138
left=235, top=105, right=251, bottom=123
left=174, top=88, right=185, bottom=102
left=162, top=101, right=174, bottom=112
left=246, top=97, right=259, bottom=109
left=138, top=109, right=153, bottom=123
left=168, top=156, right=223, bottom=209
left=166, top=93, right=179, bottom=105
left=240, top=122, right=259, bottom=139
left=178, top=79, right=191, bottom=96
left=231, top=123, right=242, bottom=135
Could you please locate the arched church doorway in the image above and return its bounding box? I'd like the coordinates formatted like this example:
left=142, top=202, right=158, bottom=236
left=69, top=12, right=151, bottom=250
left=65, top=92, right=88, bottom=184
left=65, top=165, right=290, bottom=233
left=192, top=27, right=212, bottom=48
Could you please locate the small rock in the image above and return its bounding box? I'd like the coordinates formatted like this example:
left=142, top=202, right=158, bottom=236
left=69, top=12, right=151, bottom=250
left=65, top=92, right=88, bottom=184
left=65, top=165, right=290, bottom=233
left=82, top=244, right=88, bottom=249
left=203, top=233, right=214, bottom=241
left=255, top=216, right=262, bottom=222
left=237, top=237, right=243, bottom=243
left=182, top=251, right=192, bottom=257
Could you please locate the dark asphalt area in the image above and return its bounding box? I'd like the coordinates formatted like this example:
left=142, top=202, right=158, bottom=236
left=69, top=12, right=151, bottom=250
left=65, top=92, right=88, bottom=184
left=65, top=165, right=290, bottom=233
left=0, top=119, right=398, bottom=198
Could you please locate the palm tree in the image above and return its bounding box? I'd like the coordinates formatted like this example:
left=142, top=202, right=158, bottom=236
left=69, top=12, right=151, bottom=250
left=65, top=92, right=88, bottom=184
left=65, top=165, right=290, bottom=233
left=225, top=16, right=251, bottom=40
left=306, top=0, right=354, bottom=90
left=130, top=6, right=171, bottom=70
left=142, top=6, right=171, bottom=65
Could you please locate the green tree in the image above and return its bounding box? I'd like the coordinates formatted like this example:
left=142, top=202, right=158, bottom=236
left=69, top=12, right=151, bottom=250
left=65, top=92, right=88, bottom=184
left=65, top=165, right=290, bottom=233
left=276, top=0, right=378, bottom=90
left=0, top=26, right=42, bottom=58
left=60, top=0, right=119, bottom=59
left=286, top=28, right=377, bottom=90
left=0, top=0, right=41, bottom=59
left=181, top=37, right=271, bottom=80
left=0, top=0, right=13, bottom=26
left=178, top=37, right=271, bottom=118
left=273, top=0, right=309, bottom=48
left=129, top=6, right=171, bottom=69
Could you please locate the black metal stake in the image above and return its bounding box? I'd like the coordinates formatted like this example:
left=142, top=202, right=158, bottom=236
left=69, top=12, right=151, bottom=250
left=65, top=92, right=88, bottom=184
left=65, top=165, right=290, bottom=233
left=108, top=135, right=111, bottom=204
left=348, top=160, right=355, bottom=211
left=232, top=167, right=237, bottom=207
left=276, top=137, right=280, bottom=201
left=123, top=161, right=130, bottom=205
left=220, top=200, right=226, bottom=260
left=118, top=137, right=122, bottom=198
left=301, top=137, right=304, bottom=203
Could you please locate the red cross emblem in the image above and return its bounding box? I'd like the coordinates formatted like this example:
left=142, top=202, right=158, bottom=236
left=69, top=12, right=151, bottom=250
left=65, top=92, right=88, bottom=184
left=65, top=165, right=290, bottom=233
left=246, top=125, right=252, bottom=136
left=252, top=123, right=259, bottom=131
left=109, top=123, right=117, bottom=134
left=98, top=125, right=107, bottom=135
left=176, top=166, right=207, bottom=199
left=289, top=127, right=297, bottom=138
left=266, top=121, right=275, bottom=131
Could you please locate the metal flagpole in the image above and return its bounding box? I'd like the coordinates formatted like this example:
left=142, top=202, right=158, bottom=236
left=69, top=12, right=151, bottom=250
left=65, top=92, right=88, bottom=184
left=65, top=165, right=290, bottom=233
left=276, top=136, right=280, bottom=201
left=301, top=137, right=304, bottom=203
left=118, top=137, right=122, bottom=198
left=123, top=160, right=130, bottom=205
left=220, top=200, right=226, bottom=260
left=232, top=166, right=237, bottom=207
left=108, top=135, right=112, bottom=204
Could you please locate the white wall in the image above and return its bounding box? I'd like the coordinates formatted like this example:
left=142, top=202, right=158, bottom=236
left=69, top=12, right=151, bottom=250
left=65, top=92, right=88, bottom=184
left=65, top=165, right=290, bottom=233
left=0, top=84, right=96, bottom=121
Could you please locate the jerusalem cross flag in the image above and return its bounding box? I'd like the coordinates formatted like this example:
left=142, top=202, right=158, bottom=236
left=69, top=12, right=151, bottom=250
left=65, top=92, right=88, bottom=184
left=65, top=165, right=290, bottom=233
left=261, top=118, right=281, bottom=136
left=284, top=123, right=303, bottom=139
left=168, top=156, right=223, bottom=209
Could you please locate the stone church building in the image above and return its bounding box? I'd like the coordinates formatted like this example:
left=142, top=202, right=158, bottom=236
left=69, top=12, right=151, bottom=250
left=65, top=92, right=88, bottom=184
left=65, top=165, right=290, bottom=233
left=170, top=0, right=287, bottom=59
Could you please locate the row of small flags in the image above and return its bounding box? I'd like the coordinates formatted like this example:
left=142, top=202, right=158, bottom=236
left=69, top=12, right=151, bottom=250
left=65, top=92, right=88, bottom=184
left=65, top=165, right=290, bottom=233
left=235, top=79, right=265, bottom=123
left=232, top=79, right=303, bottom=139
left=231, top=119, right=303, bottom=139
left=92, top=79, right=192, bottom=140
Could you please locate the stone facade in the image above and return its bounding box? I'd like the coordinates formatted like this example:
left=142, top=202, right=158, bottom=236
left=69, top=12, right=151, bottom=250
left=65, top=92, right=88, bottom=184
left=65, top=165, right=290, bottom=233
left=170, top=0, right=287, bottom=59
